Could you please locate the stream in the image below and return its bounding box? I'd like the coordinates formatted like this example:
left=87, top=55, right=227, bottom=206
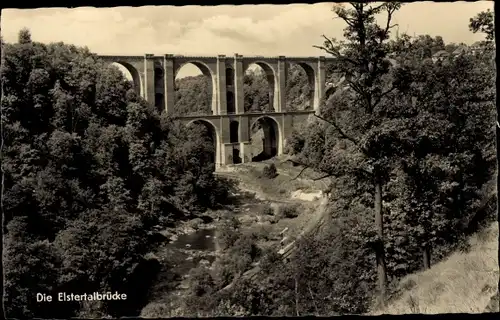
left=168, top=228, right=217, bottom=251
left=142, top=186, right=322, bottom=316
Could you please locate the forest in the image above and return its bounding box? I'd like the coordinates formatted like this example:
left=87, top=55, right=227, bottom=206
left=2, top=3, right=496, bottom=318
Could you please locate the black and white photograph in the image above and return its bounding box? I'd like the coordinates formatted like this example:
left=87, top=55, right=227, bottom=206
left=1, top=1, right=498, bottom=318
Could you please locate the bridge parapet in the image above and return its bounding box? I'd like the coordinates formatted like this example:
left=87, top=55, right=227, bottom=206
left=172, top=55, right=219, bottom=59
left=173, top=109, right=314, bottom=120
left=98, top=54, right=335, bottom=61
left=98, top=55, right=144, bottom=61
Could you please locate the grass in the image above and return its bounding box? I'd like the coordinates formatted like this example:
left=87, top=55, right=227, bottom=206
left=373, top=222, right=499, bottom=314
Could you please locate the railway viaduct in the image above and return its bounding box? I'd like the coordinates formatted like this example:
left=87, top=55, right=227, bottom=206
left=98, top=54, right=336, bottom=168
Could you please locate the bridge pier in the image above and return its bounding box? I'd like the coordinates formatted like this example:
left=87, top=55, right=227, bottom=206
left=276, top=56, right=287, bottom=113
left=144, top=54, right=156, bottom=103
left=314, top=56, right=326, bottom=114
left=163, top=54, right=175, bottom=114
left=234, top=54, right=245, bottom=114
left=239, top=142, right=253, bottom=163
left=216, top=55, right=227, bottom=115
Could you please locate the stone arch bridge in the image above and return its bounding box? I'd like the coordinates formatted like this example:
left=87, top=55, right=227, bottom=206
left=98, top=54, right=336, bottom=168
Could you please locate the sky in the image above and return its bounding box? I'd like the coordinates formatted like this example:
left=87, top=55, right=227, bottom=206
left=2, top=2, right=494, bottom=78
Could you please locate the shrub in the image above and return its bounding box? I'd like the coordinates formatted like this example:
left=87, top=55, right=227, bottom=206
left=213, top=233, right=261, bottom=286
left=215, top=216, right=242, bottom=249
left=251, top=224, right=271, bottom=241
left=284, top=129, right=305, bottom=155
left=262, top=163, right=278, bottom=179
left=187, top=266, right=216, bottom=297
left=259, top=248, right=283, bottom=274
left=231, top=233, right=261, bottom=261
left=275, top=204, right=301, bottom=220
left=260, top=205, right=275, bottom=216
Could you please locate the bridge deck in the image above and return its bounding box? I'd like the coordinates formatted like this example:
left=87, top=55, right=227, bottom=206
left=98, top=54, right=337, bottom=61
left=172, top=110, right=315, bottom=120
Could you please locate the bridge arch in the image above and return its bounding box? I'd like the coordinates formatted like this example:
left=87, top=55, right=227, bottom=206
left=250, top=115, right=282, bottom=161
left=286, top=62, right=315, bottom=111
left=175, top=61, right=217, bottom=115
left=111, top=61, right=143, bottom=97
left=186, top=119, right=221, bottom=167
left=244, top=61, right=278, bottom=113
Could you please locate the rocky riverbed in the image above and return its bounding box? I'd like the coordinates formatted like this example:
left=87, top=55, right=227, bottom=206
left=141, top=169, right=328, bottom=317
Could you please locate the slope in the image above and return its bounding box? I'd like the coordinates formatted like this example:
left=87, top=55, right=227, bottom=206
left=372, top=222, right=498, bottom=314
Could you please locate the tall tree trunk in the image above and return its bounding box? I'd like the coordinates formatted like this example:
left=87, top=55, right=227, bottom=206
left=422, top=244, right=431, bottom=270
left=374, top=179, right=387, bottom=308
left=294, top=275, right=300, bottom=316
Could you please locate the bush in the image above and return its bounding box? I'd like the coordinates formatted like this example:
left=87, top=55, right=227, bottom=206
left=188, top=266, right=216, bottom=297
left=258, top=214, right=277, bottom=225
left=262, top=163, right=278, bottom=179
left=212, top=232, right=262, bottom=289
left=231, top=233, right=261, bottom=261
left=284, top=129, right=306, bottom=155
left=216, top=217, right=241, bottom=250
left=260, top=205, right=275, bottom=216
left=251, top=224, right=271, bottom=241
left=259, top=248, right=283, bottom=274
left=275, top=204, right=301, bottom=220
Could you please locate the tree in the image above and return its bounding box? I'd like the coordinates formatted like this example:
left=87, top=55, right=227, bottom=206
left=2, top=29, right=229, bottom=318
left=243, top=69, right=273, bottom=113
left=400, top=50, right=495, bottom=269
left=173, top=75, right=212, bottom=115
left=18, top=27, right=32, bottom=44
left=388, top=34, right=445, bottom=59
left=198, top=6, right=496, bottom=316
left=469, top=9, right=495, bottom=41
left=285, top=64, right=313, bottom=111
left=294, top=2, right=403, bottom=306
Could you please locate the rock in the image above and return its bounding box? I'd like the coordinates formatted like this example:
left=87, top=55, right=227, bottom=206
left=290, top=190, right=324, bottom=201
left=185, top=244, right=191, bottom=248
left=238, top=215, right=257, bottom=224
left=187, top=218, right=204, bottom=230
left=199, top=259, right=210, bottom=266
left=159, top=230, right=171, bottom=238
